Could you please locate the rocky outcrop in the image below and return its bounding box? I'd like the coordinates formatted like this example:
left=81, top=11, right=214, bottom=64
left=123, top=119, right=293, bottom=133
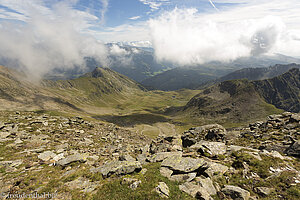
left=181, top=124, right=227, bottom=147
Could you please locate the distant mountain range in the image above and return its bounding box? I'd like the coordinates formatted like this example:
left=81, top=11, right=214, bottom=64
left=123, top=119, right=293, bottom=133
left=141, top=55, right=300, bottom=91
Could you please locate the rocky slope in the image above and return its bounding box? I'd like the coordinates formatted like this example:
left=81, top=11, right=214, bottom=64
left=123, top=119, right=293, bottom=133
left=183, top=68, right=300, bottom=124
left=0, top=111, right=299, bottom=199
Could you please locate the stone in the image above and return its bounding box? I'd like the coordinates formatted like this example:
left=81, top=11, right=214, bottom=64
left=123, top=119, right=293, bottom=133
left=182, top=124, right=227, bottom=147
left=285, top=140, right=300, bottom=157
left=140, top=168, right=147, bottom=175
left=205, top=162, right=229, bottom=177
left=121, top=178, right=139, bottom=185
left=147, top=152, right=182, bottom=163
left=195, top=177, right=217, bottom=195
left=119, top=154, right=136, bottom=162
left=56, top=154, right=87, bottom=167
left=155, top=182, right=169, bottom=198
left=160, top=167, right=173, bottom=178
left=137, top=154, right=147, bottom=165
left=221, top=185, right=250, bottom=200
left=179, top=182, right=213, bottom=200
left=189, top=141, right=227, bottom=157
left=91, top=160, right=142, bottom=178
left=129, top=180, right=141, bottom=190
left=169, top=173, right=196, bottom=182
left=254, top=187, right=275, bottom=197
left=161, top=154, right=208, bottom=173
left=38, top=151, right=57, bottom=162
left=53, top=153, right=65, bottom=162
left=65, top=177, right=98, bottom=193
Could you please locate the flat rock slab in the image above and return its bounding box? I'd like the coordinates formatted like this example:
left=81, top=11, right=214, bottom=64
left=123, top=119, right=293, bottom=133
left=161, top=154, right=207, bottom=173
left=91, top=160, right=142, bottom=178
left=147, top=152, right=182, bottom=163
left=155, top=182, right=169, bottom=198
left=56, top=154, right=87, bottom=167
left=189, top=141, right=227, bottom=156
left=221, top=185, right=250, bottom=200
left=179, top=182, right=213, bottom=200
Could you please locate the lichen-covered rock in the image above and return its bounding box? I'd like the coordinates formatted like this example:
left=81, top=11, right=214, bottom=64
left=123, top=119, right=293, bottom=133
left=90, top=160, right=142, bottom=178
left=161, top=154, right=208, bottom=173
left=285, top=140, right=300, bottom=157
left=221, top=185, right=250, bottom=200
left=155, top=182, right=169, bottom=198
left=179, top=182, right=213, bottom=200
left=189, top=141, right=227, bottom=157
left=182, top=124, right=227, bottom=147
left=195, top=177, right=217, bottom=195
left=169, top=173, right=196, bottom=182
left=56, top=154, right=87, bottom=167
left=147, top=152, right=182, bottom=163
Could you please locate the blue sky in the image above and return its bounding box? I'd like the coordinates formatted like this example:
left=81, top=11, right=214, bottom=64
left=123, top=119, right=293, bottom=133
left=0, top=0, right=238, bottom=42
left=0, top=0, right=299, bottom=75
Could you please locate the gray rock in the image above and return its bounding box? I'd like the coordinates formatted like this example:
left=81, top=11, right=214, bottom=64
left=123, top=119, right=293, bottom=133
left=147, top=152, right=182, bottom=163
left=137, top=154, right=147, bottom=165
left=222, top=185, right=250, bottom=200
left=204, top=161, right=229, bottom=177
left=189, top=141, right=227, bottom=157
left=38, top=151, right=57, bottom=162
left=160, top=167, right=173, bottom=178
left=254, top=187, right=275, bottom=197
left=161, top=154, right=208, bottom=173
left=91, top=160, right=142, bottom=178
left=56, top=154, right=87, bottom=167
left=195, top=177, right=217, bottom=195
left=285, top=140, right=300, bottom=157
left=155, top=182, right=169, bottom=198
left=170, top=173, right=196, bottom=182
left=179, top=182, right=213, bottom=200
left=129, top=180, right=141, bottom=190
left=119, top=154, right=136, bottom=162
left=182, top=124, right=227, bottom=147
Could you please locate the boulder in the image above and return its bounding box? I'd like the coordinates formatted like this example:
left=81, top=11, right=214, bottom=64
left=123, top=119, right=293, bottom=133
left=285, top=140, right=300, bottom=157
left=160, top=167, right=173, bottom=178
left=205, top=162, right=229, bottom=177
left=254, top=187, right=275, bottom=197
left=182, top=124, right=227, bottom=147
left=161, top=154, right=208, bottom=173
left=155, top=182, right=169, bottom=198
left=56, top=154, right=87, bottom=167
left=90, top=160, right=142, bottom=178
left=189, top=141, right=227, bottom=157
left=147, top=152, right=182, bottom=163
left=195, top=177, right=217, bottom=195
left=169, top=173, right=196, bottom=182
left=179, top=182, right=213, bottom=200
left=221, top=185, right=250, bottom=200
left=38, top=151, right=57, bottom=162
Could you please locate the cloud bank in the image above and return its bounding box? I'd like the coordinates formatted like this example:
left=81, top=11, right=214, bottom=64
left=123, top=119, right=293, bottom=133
left=149, top=1, right=300, bottom=66
left=0, top=1, right=108, bottom=80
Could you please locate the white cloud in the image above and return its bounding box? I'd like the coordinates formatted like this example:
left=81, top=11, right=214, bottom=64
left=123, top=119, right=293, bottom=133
left=149, top=0, right=300, bottom=66
left=109, top=44, right=129, bottom=56
left=129, top=16, right=141, bottom=20
left=139, top=0, right=169, bottom=12
left=0, top=1, right=108, bottom=80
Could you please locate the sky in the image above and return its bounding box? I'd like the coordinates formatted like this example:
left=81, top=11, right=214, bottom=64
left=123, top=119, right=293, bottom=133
left=0, top=0, right=300, bottom=78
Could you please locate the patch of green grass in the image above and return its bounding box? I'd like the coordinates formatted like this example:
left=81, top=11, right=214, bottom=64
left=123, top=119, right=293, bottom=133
left=93, top=163, right=194, bottom=200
